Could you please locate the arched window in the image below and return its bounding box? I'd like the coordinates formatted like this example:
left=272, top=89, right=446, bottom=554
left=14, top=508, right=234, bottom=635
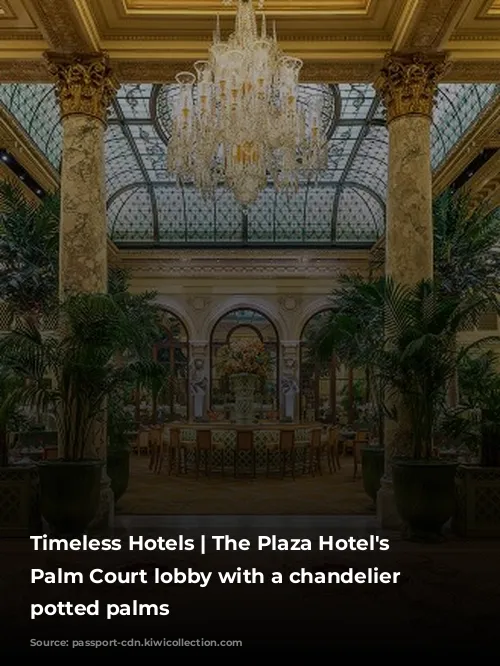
left=300, top=311, right=365, bottom=424
left=153, top=310, right=189, bottom=421
left=210, top=309, right=279, bottom=420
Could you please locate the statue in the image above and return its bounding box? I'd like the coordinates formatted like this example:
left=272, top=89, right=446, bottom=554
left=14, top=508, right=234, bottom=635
left=190, top=358, right=207, bottom=420
left=281, top=361, right=298, bottom=420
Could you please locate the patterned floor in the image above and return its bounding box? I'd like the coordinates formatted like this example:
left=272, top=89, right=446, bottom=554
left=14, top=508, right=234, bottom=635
left=118, top=454, right=371, bottom=515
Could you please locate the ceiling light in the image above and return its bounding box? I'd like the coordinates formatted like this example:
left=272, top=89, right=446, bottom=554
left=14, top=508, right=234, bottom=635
left=167, top=0, right=327, bottom=206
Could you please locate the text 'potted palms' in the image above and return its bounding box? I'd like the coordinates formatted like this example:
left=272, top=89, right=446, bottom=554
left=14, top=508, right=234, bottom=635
left=0, top=292, right=163, bottom=535
left=381, top=279, right=497, bottom=541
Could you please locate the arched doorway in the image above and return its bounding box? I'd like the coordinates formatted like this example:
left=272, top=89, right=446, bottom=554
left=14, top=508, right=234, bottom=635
left=300, top=311, right=362, bottom=424
left=152, top=310, right=189, bottom=421
left=210, top=309, right=279, bottom=420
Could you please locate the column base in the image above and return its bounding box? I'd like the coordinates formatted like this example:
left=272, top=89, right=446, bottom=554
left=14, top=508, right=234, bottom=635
left=377, top=477, right=403, bottom=530
left=89, top=477, right=114, bottom=533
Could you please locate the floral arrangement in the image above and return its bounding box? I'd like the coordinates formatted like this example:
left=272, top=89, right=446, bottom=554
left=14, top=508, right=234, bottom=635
left=217, top=339, right=270, bottom=378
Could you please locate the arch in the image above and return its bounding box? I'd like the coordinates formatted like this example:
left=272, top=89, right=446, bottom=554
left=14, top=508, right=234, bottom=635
left=152, top=296, right=197, bottom=341
left=209, top=308, right=280, bottom=420
left=152, top=308, right=190, bottom=422
left=295, top=297, right=335, bottom=340
left=201, top=297, right=287, bottom=340
left=225, top=323, right=264, bottom=343
left=299, top=308, right=367, bottom=424
left=299, top=309, right=336, bottom=423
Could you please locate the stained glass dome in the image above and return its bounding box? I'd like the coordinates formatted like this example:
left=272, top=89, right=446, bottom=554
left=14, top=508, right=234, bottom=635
left=0, top=81, right=497, bottom=247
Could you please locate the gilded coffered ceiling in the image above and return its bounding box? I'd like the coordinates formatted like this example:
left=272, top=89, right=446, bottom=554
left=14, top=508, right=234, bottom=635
left=0, top=0, right=499, bottom=81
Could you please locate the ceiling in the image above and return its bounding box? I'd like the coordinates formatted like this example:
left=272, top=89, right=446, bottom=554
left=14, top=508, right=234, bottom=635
left=1, top=0, right=500, bottom=81
left=0, top=1, right=499, bottom=247
left=0, top=79, right=497, bottom=246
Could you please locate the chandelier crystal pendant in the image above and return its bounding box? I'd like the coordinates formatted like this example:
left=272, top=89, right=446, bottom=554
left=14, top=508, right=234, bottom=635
left=167, top=0, right=328, bottom=206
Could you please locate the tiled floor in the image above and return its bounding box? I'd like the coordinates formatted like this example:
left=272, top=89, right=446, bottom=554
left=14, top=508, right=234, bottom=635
left=118, top=455, right=371, bottom=515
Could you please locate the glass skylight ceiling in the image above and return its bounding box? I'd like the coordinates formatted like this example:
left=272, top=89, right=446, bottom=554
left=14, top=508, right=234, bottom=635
left=0, top=81, right=497, bottom=247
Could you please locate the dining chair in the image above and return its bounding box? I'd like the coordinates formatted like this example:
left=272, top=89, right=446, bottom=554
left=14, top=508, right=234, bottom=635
left=195, top=429, right=213, bottom=478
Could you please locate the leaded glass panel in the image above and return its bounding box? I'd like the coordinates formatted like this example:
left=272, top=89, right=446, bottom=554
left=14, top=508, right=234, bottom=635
left=0, top=82, right=497, bottom=246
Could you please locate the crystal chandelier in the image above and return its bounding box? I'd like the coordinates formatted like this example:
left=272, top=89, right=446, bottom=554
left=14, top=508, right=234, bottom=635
left=167, top=0, right=327, bottom=206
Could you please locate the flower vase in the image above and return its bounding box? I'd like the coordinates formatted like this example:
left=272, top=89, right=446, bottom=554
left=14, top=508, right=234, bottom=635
left=229, top=373, right=259, bottom=424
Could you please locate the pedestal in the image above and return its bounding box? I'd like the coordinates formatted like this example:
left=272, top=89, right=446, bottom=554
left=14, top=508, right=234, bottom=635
left=284, top=393, right=295, bottom=420
left=230, top=373, right=258, bottom=424
left=193, top=393, right=205, bottom=420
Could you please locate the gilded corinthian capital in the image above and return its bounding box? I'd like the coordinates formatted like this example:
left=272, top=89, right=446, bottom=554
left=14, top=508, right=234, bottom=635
left=375, top=52, right=449, bottom=124
left=45, top=52, right=119, bottom=123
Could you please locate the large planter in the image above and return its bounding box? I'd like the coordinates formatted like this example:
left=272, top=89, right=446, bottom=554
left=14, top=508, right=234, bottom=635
left=392, top=460, right=458, bottom=541
left=0, top=465, right=41, bottom=536
left=106, top=450, right=130, bottom=503
left=361, top=446, right=385, bottom=504
left=453, top=465, right=500, bottom=537
left=37, top=460, right=102, bottom=536
left=229, top=373, right=259, bottom=424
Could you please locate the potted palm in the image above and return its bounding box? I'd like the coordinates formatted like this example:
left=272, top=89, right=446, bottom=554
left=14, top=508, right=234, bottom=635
left=0, top=181, right=58, bottom=534
left=381, top=279, right=498, bottom=540
left=0, top=292, right=164, bottom=535
left=447, top=352, right=500, bottom=536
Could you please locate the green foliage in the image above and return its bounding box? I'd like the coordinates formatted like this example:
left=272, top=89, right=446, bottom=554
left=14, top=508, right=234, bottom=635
left=380, top=279, right=496, bottom=459
left=0, top=292, right=168, bottom=461
left=0, top=182, right=59, bottom=316
left=306, top=190, right=500, bottom=457
left=433, top=191, right=500, bottom=299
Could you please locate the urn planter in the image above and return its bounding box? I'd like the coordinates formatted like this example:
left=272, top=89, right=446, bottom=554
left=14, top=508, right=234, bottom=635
left=0, top=465, right=41, bottom=536
left=37, top=459, right=102, bottom=536
left=453, top=465, right=500, bottom=537
left=106, top=449, right=131, bottom=503
left=361, top=446, right=385, bottom=504
left=392, top=459, right=458, bottom=541
left=229, top=373, right=259, bottom=424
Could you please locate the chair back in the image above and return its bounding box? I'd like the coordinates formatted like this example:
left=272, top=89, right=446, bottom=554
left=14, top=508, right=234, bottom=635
left=148, top=427, right=164, bottom=447
left=170, top=427, right=180, bottom=447
left=311, top=428, right=322, bottom=447
left=355, top=430, right=369, bottom=443
left=236, top=430, right=253, bottom=450
left=329, top=426, right=339, bottom=445
left=197, top=429, right=212, bottom=450
left=279, top=429, right=294, bottom=452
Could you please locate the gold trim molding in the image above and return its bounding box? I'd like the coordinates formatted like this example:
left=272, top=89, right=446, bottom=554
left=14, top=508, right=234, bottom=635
left=375, top=52, right=449, bottom=123
left=45, top=52, right=119, bottom=123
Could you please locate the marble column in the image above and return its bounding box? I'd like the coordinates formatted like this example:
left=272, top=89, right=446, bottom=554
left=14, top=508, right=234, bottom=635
left=374, top=52, right=448, bottom=528
left=47, top=52, right=119, bottom=528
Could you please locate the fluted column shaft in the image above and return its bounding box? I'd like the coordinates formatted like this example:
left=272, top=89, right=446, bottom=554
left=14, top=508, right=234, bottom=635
left=375, top=52, right=448, bottom=527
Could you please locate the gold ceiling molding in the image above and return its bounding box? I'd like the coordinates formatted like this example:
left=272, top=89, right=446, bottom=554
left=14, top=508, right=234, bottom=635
left=375, top=52, right=449, bottom=123
left=465, top=149, right=500, bottom=211
left=0, top=2, right=498, bottom=82
left=0, top=105, right=58, bottom=191
left=393, top=0, right=469, bottom=50
left=433, top=95, right=500, bottom=195
left=452, top=0, right=500, bottom=39
left=112, top=58, right=384, bottom=83
left=122, top=0, right=373, bottom=16
left=24, top=0, right=93, bottom=51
